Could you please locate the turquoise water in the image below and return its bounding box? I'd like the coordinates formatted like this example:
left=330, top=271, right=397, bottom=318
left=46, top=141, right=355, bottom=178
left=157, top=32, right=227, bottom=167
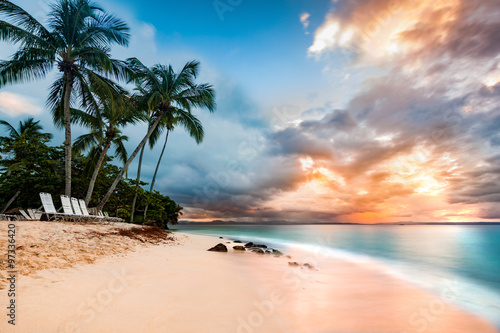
left=176, top=224, right=500, bottom=328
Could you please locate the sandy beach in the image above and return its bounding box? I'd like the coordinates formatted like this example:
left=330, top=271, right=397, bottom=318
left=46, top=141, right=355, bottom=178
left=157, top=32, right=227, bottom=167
left=0, top=221, right=497, bottom=333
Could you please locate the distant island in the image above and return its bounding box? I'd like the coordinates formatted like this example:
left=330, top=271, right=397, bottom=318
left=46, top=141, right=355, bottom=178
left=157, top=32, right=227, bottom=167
left=178, top=220, right=500, bottom=226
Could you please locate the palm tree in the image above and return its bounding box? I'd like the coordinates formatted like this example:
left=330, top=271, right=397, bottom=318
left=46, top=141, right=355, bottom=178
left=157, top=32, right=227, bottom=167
left=129, top=115, right=153, bottom=222
left=142, top=111, right=205, bottom=222
left=0, top=118, right=53, bottom=212
left=0, top=118, right=53, bottom=148
left=128, top=67, right=208, bottom=224
left=129, top=110, right=203, bottom=222
left=72, top=91, right=141, bottom=204
left=0, top=0, right=130, bottom=197
left=95, top=59, right=216, bottom=212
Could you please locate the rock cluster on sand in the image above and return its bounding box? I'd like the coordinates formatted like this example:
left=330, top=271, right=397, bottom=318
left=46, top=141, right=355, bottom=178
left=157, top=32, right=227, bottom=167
left=243, top=242, right=282, bottom=256
left=271, top=249, right=284, bottom=256
left=209, top=240, right=285, bottom=257
left=207, top=243, right=228, bottom=252
left=288, top=261, right=318, bottom=270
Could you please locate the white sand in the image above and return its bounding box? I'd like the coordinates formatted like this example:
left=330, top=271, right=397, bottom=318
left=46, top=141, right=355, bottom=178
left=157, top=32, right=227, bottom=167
left=0, top=222, right=497, bottom=333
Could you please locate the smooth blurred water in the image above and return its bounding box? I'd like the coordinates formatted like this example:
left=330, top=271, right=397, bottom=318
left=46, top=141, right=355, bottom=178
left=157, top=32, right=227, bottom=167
left=176, top=224, right=500, bottom=328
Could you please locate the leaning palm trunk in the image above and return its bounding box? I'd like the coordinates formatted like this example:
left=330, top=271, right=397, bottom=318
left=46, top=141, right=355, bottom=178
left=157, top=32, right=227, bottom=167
left=1, top=189, right=21, bottom=214
left=63, top=73, right=74, bottom=197
left=130, top=144, right=146, bottom=222
left=84, top=137, right=113, bottom=205
left=143, top=129, right=170, bottom=222
left=96, top=110, right=167, bottom=212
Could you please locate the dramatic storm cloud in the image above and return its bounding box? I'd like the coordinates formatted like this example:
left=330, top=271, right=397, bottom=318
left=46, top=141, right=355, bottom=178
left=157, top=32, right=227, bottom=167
left=178, top=0, right=500, bottom=222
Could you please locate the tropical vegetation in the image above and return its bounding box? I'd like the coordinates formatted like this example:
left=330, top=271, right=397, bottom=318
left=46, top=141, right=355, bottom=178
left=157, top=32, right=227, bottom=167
left=0, top=0, right=216, bottom=228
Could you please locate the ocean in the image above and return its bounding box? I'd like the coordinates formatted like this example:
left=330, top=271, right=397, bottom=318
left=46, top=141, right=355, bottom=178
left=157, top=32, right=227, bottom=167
left=176, top=224, right=500, bottom=329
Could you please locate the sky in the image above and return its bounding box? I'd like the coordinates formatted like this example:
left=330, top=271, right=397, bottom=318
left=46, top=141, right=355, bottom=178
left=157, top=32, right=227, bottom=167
left=1, top=0, right=500, bottom=223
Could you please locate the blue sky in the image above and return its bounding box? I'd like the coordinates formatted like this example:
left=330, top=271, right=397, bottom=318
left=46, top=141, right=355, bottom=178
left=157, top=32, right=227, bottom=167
left=2, top=0, right=500, bottom=222
left=113, top=0, right=353, bottom=109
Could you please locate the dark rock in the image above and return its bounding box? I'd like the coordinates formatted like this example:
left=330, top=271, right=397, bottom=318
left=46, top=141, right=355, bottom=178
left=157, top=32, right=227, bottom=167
left=208, top=243, right=228, bottom=252
left=233, top=246, right=246, bottom=251
left=244, top=242, right=254, bottom=248
left=265, top=249, right=273, bottom=254
left=288, top=262, right=300, bottom=267
left=303, top=263, right=318, bottom=271
left=251, top=248, right=265, bottom=254
left=227, top=242, right=231, bottom=243
left=253, top=244, right=267, bottom=248
left=219, top=237, right=223, bottom=239
left=233, top=240, right=242, bottom=243
left=272, top=249, right=284, bottom=256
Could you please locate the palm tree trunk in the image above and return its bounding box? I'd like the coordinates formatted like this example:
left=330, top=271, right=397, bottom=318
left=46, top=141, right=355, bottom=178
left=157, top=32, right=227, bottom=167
left=143, top=129, right=170, bottom=222
left=1, top=189, right=21, bottom=214
left=84, top=137, right=113, bottom=205
left=130, top=144, right=145, bottom=222
left=63, top=72, right=74, bottom=197
left=96, top=111, right=166, bottom=212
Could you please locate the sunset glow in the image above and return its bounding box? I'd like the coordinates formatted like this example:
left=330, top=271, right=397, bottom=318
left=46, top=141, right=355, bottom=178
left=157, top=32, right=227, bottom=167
left=309, top=0, right=461, bottom=61
left=247, top=0, right=500, bottom=224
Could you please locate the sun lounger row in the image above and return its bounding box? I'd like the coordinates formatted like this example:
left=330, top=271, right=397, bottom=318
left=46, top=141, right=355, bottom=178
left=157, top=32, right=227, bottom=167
left=19, top=208, right=42, bottom=220
left=39, top=192, right=123, bottom=222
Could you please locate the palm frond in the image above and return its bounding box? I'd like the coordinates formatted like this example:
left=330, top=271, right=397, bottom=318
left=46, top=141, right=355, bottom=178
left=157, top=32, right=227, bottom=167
left=172, top=108, right=205, bottom=144
left=73, top=131, right=99, bottom=155
left=0, top=0, right=52, bottom=39
left=112, top=134, right=128, bottom=165
left=85, top=11, right=130, bottom=47
left=0, top=119, right=19, bottom=139
left=0, top=57, right=53, bottom=87
left=0, top=21, right=54, bottom=49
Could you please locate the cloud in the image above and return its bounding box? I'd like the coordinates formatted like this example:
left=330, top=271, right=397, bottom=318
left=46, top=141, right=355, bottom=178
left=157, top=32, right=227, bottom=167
left=478, top=206, right=500, bottom=220
left=308, top=0, right=454, bottom=57
left=174, top=66, right=500, bottom=222
left=0, top=92, right=43, bottom=117
left=308, top=0, right=500, bottom=68
left=300, top=12, right=311, bottom=31
left=193, top=0, right=500, bottom=223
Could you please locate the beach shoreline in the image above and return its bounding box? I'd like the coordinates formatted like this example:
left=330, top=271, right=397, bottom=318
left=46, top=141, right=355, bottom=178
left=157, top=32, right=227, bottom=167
left=0, top=221, right=497, bottom=332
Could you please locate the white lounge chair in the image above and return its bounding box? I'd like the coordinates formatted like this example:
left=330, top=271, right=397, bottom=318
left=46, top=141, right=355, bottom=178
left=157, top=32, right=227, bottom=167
left=78, top=199, right=103, bottom=222
left=19, top=209, right=32, bottom=220
left=0, top=214, right=18, bottom=221
left=60, top=195, right=80, bottom=222
left=39, top=192, right=71, bottom=221
left=70, top=197, right=86, bottom=222
left=96, top=210, right=113, bottom=223
left=103, top=211, right=114, bottom=222
left=104, top=211, right=123, bottom=222
left=28, top=208, right=42, bottom=220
